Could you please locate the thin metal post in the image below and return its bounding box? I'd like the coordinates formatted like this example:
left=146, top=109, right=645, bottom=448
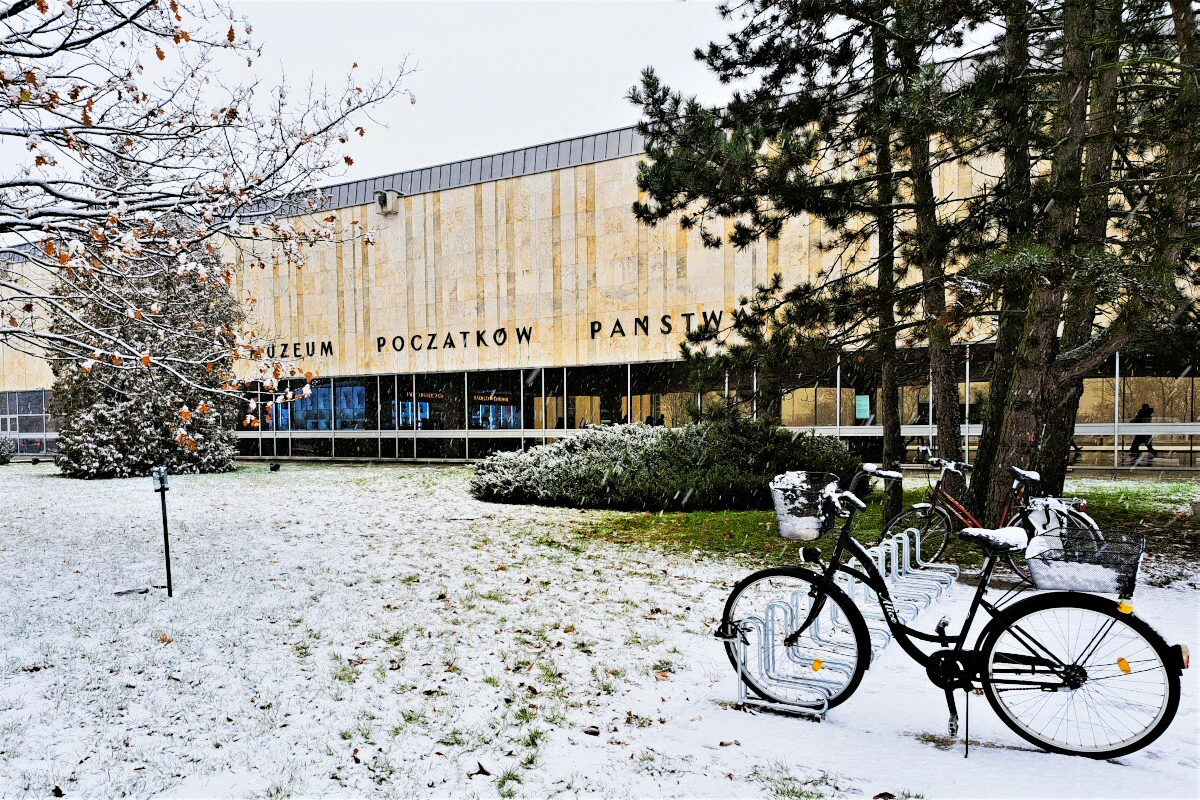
left=628, top=362, right=638, bottom=424
left=964, top=346, right=971, bottom=462
left=541, top=368, right=547, bottom=444
left=563, top=366, right=568, bottom=430
left=463, top=372, right=470, bottom=460
left=835, top=354, right=842, bottom=437
left=928, top=367, right=934, bottom=453
left=520, top=369, right=525, bottom=450
left=152, top=471, right=173, bottom=598
left=411, top=374, right=417, bottom=459
left=1114, top=352, right=1121, bottom=468
left=724, top=370, right=730, bottom=400
left=752, top=366, right=758, bottom=421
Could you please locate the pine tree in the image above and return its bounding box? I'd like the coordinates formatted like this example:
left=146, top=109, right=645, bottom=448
left=629, top=0, right=987, bottom=517
left=967, top=0, right=1199, bottom=515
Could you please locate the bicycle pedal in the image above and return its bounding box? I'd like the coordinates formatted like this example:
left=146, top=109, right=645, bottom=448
left=947, top=713, right=959, bottom=738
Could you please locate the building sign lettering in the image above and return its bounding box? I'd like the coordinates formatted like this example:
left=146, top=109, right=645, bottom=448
left=276, top=309, right=745, bottom=360
left=376, top=326, right=533, bottom=353
left=588, top=308, right=739, bottom=339
left=267, top=340, right=334, bottom=359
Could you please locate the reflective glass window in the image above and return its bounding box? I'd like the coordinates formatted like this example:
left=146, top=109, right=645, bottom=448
left=468, top=370, right=522, bottom=430
left=16, top=391, right=43, bottom=416
left=289, top=378, right=333, bottom=431
left=566, top=365, right=628, bottom=427
left=333, top=377, right=378, bottom=431
left=415, top=373, right=465, bottom=430
left=380, top=376, right=398, bottom=431
left=630, top=361, right=692, bottom=427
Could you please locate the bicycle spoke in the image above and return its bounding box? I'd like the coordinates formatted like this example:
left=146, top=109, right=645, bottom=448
left=987, top=603, right=1172, bottom=756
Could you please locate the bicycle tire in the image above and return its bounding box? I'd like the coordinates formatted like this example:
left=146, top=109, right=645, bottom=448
left=979, top=591, right=1181, bottom=759
left=721, top=566, right=871, bottom=710
left=883, top=505, right=954, bottom=562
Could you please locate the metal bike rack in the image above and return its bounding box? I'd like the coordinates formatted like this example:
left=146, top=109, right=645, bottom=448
left=724, top=526, right=955, bottom=714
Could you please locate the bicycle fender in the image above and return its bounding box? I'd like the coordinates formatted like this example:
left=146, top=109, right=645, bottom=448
left=976, top=591, right=1181, bottom=674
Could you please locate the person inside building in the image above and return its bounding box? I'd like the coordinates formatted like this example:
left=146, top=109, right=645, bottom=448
left=1128, top=403, right=1159, bottom=464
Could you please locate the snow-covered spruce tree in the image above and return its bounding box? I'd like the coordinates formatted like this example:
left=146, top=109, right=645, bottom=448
left=0, top=437, right=15, bottom=465
left=50, top=218, right=242, bottom=478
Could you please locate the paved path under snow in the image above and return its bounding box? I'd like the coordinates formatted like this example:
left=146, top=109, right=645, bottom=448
left=0, top=463, right=1196, bottom=799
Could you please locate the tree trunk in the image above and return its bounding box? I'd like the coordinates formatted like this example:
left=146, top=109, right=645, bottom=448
left=984, top=0, right=1095, bottom=521
left=895, top=10, right=964, bottom=495
left=873, top=25, right=903, bottom=522
left=970, top=0, right=1033, bottom=515
left=1037, top=0, right=1123, bottom=495
left=985, top=285, right=1066, bottom=520
left=1165, top=0, right=1200, bottom=268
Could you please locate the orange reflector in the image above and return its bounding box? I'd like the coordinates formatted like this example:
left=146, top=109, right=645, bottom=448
left=1117, top=657, right=1131, bottom=674
left=1117, top=599, right=1133, bottom=614
left=812, top=659, right=822, bottom=672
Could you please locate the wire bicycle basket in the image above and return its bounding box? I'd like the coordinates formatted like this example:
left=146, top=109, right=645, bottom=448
left=770, top=471, right=839, bottom=541
left=1024, top=528, right=1145, bottom=596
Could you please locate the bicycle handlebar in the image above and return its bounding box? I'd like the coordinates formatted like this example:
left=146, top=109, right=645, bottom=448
left=928, top=457, right=973, bottom=474
left=861, top=462, right=904, bottom=482
left=823, top=481, right=866, bottom=513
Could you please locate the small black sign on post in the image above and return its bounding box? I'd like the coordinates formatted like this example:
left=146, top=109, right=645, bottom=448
left=151, top=466, right=173, bottom=598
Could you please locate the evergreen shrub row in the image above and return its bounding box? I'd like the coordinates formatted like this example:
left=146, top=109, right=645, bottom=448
left=470, top=415, right=860, bottom=511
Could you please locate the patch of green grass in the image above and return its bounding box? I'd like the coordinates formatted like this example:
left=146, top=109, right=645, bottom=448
left=578, top=479, right=1199, bottom=566
left=436, top=728, right=466, bottom=746
left=496, top=768, right=522, bottom=798
left=521, top=727, right=546, bottom=749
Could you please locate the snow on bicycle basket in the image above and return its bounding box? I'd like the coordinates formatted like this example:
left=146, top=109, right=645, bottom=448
left=770, top=471, right=838, bottom=541
left=1024, top=529, right=1144, bottom=596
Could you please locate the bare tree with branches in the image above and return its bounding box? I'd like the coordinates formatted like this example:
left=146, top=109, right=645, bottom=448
left=0, top=0, right=412, bottom=436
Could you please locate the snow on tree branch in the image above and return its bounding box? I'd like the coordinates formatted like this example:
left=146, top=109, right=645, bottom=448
left=0, top=0, right=414, bottom=436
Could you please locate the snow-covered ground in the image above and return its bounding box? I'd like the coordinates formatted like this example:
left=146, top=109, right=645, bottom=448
left=0, top=463, right=1196, bottom=799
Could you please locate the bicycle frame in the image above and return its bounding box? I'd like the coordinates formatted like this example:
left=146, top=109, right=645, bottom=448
left=923, top=466, right=1028, bottom=530
left=816, top=509, right=1008, bottom=674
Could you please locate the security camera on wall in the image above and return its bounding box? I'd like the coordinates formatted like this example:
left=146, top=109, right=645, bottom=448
left=375, top=189, right=402, bottom=215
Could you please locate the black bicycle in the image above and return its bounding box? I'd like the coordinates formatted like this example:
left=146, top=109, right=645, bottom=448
left=719, top=466, right=1188, bottom=759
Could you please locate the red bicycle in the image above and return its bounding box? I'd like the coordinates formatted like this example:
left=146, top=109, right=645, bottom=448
left=882, top=457, right=1095, bottom=571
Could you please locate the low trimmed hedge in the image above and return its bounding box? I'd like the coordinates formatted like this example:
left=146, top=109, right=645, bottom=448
left=470, top=417, right=860, bottom=511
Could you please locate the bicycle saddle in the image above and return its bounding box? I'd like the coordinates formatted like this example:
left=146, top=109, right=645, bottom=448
left=1007, top=466, right=1041, bottom=485
left=957, top=526, right=1028, bottom=554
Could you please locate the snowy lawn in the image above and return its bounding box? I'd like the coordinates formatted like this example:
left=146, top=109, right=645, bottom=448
left=0, top=463, right=1196, bottom=799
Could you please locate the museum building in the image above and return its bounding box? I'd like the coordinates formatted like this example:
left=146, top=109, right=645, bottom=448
left=1, top=125, right=1197, bottom=468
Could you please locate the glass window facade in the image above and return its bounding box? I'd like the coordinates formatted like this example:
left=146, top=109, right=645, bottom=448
left=0, top=390, right=50, bottom=455
left=4, top=349, right=1197, bottom=468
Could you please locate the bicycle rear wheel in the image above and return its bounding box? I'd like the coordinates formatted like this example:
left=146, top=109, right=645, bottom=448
left=981, top=591, right=1180, bottom=758
left=883, top=505, right=953, bottom=562
left=721, top=567, right=870, bottom=709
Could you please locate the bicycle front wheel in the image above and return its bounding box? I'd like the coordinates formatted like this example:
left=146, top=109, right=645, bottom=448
left=981, top=592, right=1181, bottom=758
left=721, top=567, right=870, bottom=710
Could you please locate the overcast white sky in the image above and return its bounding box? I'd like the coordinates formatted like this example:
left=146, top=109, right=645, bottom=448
left=231, top=0, right=736, bottom=183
